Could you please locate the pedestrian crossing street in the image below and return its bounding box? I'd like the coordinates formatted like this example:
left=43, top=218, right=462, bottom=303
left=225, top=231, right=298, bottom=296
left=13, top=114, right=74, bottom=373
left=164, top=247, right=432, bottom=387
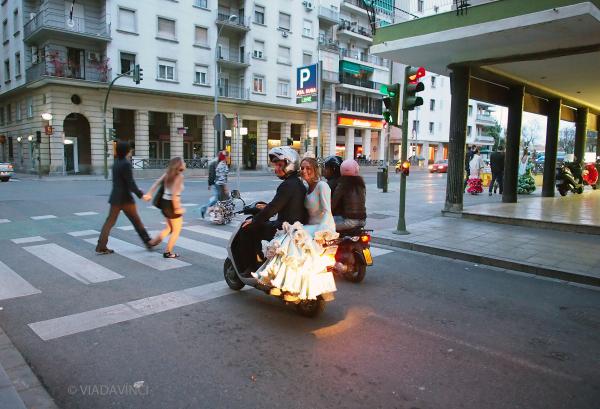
left=1, top=216, right=394, bottom=341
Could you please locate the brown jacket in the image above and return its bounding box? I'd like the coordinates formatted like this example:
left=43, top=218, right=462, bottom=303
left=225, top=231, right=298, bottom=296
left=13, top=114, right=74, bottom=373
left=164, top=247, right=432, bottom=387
left=331, top=176, right=366, bottom=220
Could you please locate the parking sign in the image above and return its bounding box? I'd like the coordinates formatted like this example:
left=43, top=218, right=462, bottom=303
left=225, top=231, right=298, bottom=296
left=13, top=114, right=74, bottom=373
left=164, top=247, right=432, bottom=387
left=296, top=64, right=318, bottom=104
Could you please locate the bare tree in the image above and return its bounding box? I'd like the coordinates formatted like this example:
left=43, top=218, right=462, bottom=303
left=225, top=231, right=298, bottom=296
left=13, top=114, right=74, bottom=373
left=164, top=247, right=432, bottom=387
left=558, top=127, right=575, bottom=154
left=521, top=120, right=541, bottom=148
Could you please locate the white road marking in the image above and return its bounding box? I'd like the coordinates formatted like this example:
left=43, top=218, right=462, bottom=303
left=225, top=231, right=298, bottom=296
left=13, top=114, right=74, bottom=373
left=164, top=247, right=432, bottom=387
left=182, top=203, right=199, bottom=207
left=11, top=236, right=46, bottom=244
left=371, top=247, right=393, bottom=257
left=0, top=260, right=41, bottom=301
left=149, top=231, right=228, bottom=260
left=116, top=226, right=135, bottom=231
left=29, top=281, right=248, bottom=341
left=0, top=219, right=10, bottom=223
left=23, top=243, right=123, bottom=284
left=83, top=237, right=190, bottom=271
left=74, top=211, right=99, bottom=216
left=30, top=215, right=57, bottom=220
left=68, top=230, right=100, bottom=237
left=146, top=206, right=159, bottom=210
left=183, top=225, right=232, bottom=240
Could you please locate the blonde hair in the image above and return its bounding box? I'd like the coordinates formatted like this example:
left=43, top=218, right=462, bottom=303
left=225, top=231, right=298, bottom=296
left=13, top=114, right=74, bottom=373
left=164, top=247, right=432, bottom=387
left=165, top=157, right=184, bottom=187
left=300, top=157, right=320, bottom=183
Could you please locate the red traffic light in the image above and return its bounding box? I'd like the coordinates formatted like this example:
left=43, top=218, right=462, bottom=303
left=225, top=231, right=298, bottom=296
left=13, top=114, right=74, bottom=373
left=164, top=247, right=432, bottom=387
left=401, top=160, right=410, bottom=176
left=408, top=67, right=426, bottom=84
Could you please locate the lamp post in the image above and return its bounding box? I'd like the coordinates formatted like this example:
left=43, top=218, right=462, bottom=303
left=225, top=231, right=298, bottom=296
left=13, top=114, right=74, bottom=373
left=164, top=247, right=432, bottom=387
left=214, top=14, right=237, bottom=156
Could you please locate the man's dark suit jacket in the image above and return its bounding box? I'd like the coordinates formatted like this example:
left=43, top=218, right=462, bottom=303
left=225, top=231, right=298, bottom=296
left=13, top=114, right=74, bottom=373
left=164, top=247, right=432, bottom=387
left=108, top=158, right=143, bottom=205
left=490, top=151, right=505, bottom=174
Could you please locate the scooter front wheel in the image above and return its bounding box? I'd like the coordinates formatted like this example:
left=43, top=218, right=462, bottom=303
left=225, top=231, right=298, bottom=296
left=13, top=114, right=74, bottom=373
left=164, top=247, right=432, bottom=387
left=224, top=258, right=245, bottom=290
left=296, top=296, right=326, bottom=318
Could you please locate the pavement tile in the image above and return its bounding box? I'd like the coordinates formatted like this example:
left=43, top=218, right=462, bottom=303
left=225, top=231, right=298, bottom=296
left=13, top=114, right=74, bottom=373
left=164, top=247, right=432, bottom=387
left=17, top=386, right=59, bottom=409
left=0, top=387, right=26, bottom=409
left=0, top=348, right=27, bottom=371
left=6, top=365, right=42, bottom=392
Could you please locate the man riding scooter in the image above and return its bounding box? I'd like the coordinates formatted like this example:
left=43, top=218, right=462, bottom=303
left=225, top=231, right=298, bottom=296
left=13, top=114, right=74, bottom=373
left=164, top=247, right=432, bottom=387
left=236, top=146, right=307, bottom=274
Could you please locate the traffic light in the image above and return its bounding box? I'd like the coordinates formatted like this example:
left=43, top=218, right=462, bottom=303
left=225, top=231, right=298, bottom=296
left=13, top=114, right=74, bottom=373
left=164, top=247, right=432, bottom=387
left=403, top=66, right=426, bottom=111
left=108, top=128, right=117, bottom=141
left=400, top=160, right=410, bottom=176
left=381, top=83, right=401, bottom=127
left=133, top=64, right=143, bottom=84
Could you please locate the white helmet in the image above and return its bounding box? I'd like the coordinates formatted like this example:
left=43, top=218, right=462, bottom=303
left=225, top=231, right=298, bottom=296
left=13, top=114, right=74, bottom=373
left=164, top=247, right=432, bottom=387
left=269, top=146, right=300, bottom=175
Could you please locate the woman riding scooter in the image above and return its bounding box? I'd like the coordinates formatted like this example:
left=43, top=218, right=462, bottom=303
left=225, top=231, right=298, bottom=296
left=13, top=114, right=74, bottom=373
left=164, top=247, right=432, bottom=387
left=331, top=159, right=367, bottom=232
left=322, top=155, right=343, bottom=193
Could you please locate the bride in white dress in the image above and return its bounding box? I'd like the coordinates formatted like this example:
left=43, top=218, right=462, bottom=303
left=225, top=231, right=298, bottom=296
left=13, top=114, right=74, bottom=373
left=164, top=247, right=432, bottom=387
left=254, top=157, right=338, bottom=301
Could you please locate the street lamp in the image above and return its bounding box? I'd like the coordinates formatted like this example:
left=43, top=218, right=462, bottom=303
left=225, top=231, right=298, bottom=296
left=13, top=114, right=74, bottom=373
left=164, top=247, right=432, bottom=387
left=214, top=14, right=237, bottom=156
left=41, top=112, right=53, bottom=122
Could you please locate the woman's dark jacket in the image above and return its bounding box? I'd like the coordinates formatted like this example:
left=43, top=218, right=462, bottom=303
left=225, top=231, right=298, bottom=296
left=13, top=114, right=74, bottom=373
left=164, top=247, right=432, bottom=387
left=331, top=175, right=367, bottom=220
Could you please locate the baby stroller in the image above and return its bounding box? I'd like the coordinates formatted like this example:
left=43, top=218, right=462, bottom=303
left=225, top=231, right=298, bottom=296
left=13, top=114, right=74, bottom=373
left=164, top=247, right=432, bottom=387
left=208, top=189, right=244, bottom=225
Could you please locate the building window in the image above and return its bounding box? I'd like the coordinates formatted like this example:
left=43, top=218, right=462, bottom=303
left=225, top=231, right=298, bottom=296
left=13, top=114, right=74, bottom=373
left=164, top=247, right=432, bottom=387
left=468, top=105, right=473, bottom=116
left=278, top=12, right=290, bottom=31
left=194, top=26, right=208, bottom=47
left=431, top=76, right=436, bottom=88
left=277, top=79, right=289, bottom=97
left=302, top=52, right=312, bottom=66
left=412, top=120, right=419, bottom=134
left=277, top=45, right=290, bottom=65
left=429, top=122, right=434, bottom=134
left=467, top=125, right=472, bottom=136
left=13, top=8, right=19, bottom=35
left=254, top=5, right=265, bottom=25
left=302, top=19, right=313, bottom=37
left=3, top=59, right=10, bottom=82
left=15, top=101, right=21, bottom=121
left=27, top=96, right=33, bottom=118
left=157, top=17, right=176, bottom=41
left=118, top=8, right=137, bottom=33
left=430, top=99, right=435, bottom=111
left=6, top=104, right=11, bottom=123
left=194, top=0, right=207, bottom=8
left=418, top=0, right=424, bottom=12
left=2, top=20, right=7, bottom=44
left=157, top=58, right=176, bottom=81
left=0, top=107, right=4, bottom=125
left=253, top=40, right=265, bottom=59
left=194, top=64, right=208, bottom=85
left=253, top=75, right=265, bottom=93
left=14, top=52, right=20, bottom=77
left=120, top=52, right=135, bottom=74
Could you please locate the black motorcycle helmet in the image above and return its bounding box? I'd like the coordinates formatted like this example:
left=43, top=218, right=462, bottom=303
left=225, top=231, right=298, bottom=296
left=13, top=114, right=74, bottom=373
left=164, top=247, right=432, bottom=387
left=323, top=155, right=343, bottom=179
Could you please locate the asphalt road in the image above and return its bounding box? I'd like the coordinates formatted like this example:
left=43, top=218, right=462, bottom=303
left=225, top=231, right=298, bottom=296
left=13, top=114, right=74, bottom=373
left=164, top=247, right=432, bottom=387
left=0, top=172, right=598, bottom=409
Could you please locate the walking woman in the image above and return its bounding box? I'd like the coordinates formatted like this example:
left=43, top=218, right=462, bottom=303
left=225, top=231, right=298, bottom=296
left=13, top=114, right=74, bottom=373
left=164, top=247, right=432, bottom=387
left=143, top=157, right=186, bottom=258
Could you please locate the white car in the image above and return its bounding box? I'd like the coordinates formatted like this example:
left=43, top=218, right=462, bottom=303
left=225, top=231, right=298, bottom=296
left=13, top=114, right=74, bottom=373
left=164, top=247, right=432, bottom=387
left=0, top=162, right=14, bottom=182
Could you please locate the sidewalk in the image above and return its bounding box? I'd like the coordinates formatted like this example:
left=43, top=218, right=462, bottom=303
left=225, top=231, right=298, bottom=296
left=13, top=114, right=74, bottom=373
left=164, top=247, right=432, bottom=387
left=372, top=216, right=600, bottom=287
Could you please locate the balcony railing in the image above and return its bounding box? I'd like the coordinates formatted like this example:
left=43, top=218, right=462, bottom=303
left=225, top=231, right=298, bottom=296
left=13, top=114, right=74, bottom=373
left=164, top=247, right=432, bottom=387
left=318, top=35, right=339, bottom=51
left=318, top=6, right=340, bottom=23
left=476, top=114, right=495, bottom=123
left=218, top=85, right=249, bottom=100
left=322, top=69, right=339, bottom=83
left=336, top=100, right=382, bottom=116
left=338, top=19, right=372, bottom=38
left=339, top=48, right=388, bottom=66
left=339, top=75, right=382, bottom=91
left=216, top=13, right=250, bottom=29
left=218, top=51, right=251, bottom=65
left=24, top=9, right=110, bottom=41
left=25, top=60, right=111, bottom=83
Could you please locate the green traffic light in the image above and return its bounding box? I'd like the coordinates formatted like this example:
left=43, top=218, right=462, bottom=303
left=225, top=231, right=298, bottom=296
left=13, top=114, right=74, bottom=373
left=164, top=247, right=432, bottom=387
left=380, top=84, right=388, bottom=94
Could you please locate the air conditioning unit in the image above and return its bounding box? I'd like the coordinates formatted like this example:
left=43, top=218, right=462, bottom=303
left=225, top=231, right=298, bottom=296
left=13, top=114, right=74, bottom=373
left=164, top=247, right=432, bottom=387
left=303, top=1, right=314, bottom=11
left=253, top=50, right=263, bottom=59
left=281, top=30, right=288, bottom=38
left=87, top=52, right=100, bottom=62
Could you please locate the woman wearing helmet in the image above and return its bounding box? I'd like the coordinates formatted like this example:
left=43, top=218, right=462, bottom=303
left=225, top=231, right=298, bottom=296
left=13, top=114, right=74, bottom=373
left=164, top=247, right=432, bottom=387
left=331, top=159, right=367, bottom=232
left=322, top=155, right=343, bottom=193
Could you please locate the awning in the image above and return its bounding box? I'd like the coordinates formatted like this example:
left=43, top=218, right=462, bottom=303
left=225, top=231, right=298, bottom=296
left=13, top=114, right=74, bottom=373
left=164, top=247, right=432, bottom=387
left=340, top=61, right=374, bottom=74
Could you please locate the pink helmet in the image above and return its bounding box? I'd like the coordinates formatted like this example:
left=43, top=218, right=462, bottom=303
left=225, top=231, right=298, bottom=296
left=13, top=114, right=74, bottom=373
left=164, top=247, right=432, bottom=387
left=340, top=159, right=360, bottom=176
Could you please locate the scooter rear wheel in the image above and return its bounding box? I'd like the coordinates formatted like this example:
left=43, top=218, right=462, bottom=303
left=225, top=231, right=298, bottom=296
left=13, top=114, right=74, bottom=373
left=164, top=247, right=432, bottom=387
left=558, top=186, right=567, bottom=196
left=345, top=264, right=366, bottom=283
left=224, top=258, right=245, bottom=290
left=296, top=296, right=326, bottom=318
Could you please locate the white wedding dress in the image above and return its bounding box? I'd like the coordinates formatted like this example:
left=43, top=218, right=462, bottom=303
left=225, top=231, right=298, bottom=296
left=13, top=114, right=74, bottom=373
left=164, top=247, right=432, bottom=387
left=254, top=181, right=338, bottom=300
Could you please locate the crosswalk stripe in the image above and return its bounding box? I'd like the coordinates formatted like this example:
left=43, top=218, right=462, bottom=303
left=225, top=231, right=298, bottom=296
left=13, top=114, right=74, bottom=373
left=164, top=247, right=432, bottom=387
left=182, top=203, right=199, bottom=207
left=183, top=225, right=232, bottom=240
left=149, top=231, right=228, bottom=260
left=0, top=260, right=41, bottom=301
left=83, top=237, right=190, bottom=271
left=11, top=236, right=46, bottom=244
left=0, top=219, right=10, bottom=223
left=30, top=215, right=57, bottom=220
left=23, top=243, right=123, bottom=284
left=28, top=281, right=247, bottom=341
left=371, top=247, right=393, bottom=257
left=74, top=212, right=99, bottom=216
left=116, top=226, right=135, bottom=231
left=68, top=230, right=100, bottom=237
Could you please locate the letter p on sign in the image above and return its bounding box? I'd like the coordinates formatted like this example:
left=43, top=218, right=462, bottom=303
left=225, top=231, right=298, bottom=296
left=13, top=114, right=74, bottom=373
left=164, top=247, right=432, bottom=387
left=299, top=68, right=311, bottom=88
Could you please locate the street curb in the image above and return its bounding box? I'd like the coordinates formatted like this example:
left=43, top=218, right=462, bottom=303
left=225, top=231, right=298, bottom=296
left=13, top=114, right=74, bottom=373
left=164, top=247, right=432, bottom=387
left=461, top=212, right=600, bottom=235
left=0, top=327, right=58, bottom=409
left=371, top=235, right=600, bottom=287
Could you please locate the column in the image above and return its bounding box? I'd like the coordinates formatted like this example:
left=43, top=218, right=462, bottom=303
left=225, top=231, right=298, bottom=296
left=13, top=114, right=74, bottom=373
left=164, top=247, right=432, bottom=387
left=422, top=142, right=430, bottom=166
left=378, top=130, right=385, bottom=161
left=281, top=122, right=291, bottom=146
left=232, top=115, right=243, bottom=170
left=202, top=116, right=215, bottom=158
left=344, top=127, right=355, bottom=160
left=363, top=129, right=372, bottom=160
left=300, top=123, right=308, bottom=156
left=502, top=85, right=525, bottom=203
left=257, top=120, right=269, bottom=169
left=574, top=107, right=588, bottom=164
left=542, top=99, right=561, bottom=197
left=170, top=113, right=184, bottom=159
left=328, top=115, right=337, bottom=156
left=134, top=110, right=150, bottom=159
left=444, top=66, right=470, bottom=213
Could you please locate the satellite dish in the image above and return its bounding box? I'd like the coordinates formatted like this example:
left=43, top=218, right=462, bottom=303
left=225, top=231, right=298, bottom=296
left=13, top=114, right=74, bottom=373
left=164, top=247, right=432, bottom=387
left=67, top=18, right=75, bottom=28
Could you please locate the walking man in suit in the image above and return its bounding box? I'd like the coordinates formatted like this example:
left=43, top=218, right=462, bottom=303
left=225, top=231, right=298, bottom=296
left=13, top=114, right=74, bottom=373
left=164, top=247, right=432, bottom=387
left=96, top=141, right=152, bottom=254
left=489, top=145, right=505, bottom=196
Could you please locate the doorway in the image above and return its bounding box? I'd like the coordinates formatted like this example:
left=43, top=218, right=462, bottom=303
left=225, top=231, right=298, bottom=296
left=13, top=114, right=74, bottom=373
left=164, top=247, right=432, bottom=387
left=64, top=138, right=79, bottom=173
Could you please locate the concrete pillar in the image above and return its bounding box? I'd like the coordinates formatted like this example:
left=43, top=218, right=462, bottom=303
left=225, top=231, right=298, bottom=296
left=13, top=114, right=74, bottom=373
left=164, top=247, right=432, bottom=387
left=232, top=116, right=243, bottom=170
left=378, top=130, right=385, bottom=161
left=422, top=142, right=430, bottom=164
left=300, top=123, right=308, bottom=156
left=328, top=115, right=337, bottom=156
left=363, top=129, right=372, bottom=160
left=257, top=120, right=269, bottom=169
left=344, top=127, right=355, bottom=159
left=542, top=99, right=561, bottom=197
left=574, top=107, right=588, bottom=164
left=170, top=113, right=184, bottom=159
left=444, top=66, right=470, bottom=214
left=502, top=85, right=525, bottom=203
left=134, top=110, right=150, bottom=159
left=202, top=116, right=215, bottom=159
left=281, top=122, right=291, bottom=146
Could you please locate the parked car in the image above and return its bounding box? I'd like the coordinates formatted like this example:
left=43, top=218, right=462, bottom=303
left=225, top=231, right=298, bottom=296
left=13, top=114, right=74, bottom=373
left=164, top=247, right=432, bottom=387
left=428, top=160, right=448, bottom=173
left=0, top=162, right=14, bottom=182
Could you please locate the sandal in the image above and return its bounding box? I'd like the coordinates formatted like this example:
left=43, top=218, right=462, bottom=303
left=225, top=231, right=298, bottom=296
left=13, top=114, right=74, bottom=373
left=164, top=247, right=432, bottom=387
left=163, top=252, right=180, bottom=259
left=96, top=248, right=114, bottom=255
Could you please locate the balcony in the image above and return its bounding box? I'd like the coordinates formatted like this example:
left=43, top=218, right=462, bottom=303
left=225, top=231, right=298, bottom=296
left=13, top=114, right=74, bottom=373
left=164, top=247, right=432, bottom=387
left=24, top=9, right=110, bottom=44
left=218, top=85, right=249, bottom=100
left=336, top=99, right=383, bottom=116
left=322, top=69, right=339, bottom=83
left=476, top=113, right=496, bottom=124
left=339, top=74, right=383, bottom=93
left=318, top=35, right=339, bottom=52
left=337, top=19, right=372, bottom=42
left=216, top=13, right=251, bottom=31
left=318, top=6, right=340, bottom=25
left=26, top=60, right=111, bottom=84
left=341, top=0, right=368, bottom=15
left=322, top=99, right=335, bottom=110
left=217, top=51, right=251, bottom=68
left=339, top=48, right=388, bottom=66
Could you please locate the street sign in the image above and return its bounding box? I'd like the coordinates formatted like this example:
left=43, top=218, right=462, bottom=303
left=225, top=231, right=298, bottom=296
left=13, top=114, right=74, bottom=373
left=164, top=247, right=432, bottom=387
left=213, top=114, right=228, bottom=133
left=296, top=64, right=318, bottom=104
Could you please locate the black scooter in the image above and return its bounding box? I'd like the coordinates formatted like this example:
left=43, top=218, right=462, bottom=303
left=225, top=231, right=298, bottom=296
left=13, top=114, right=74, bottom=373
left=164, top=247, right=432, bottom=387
left=223, top=191, right=331, bottom=317
left=556, top=162, right=583, bottom=196
left=328, top=228, right=373, bottom=283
